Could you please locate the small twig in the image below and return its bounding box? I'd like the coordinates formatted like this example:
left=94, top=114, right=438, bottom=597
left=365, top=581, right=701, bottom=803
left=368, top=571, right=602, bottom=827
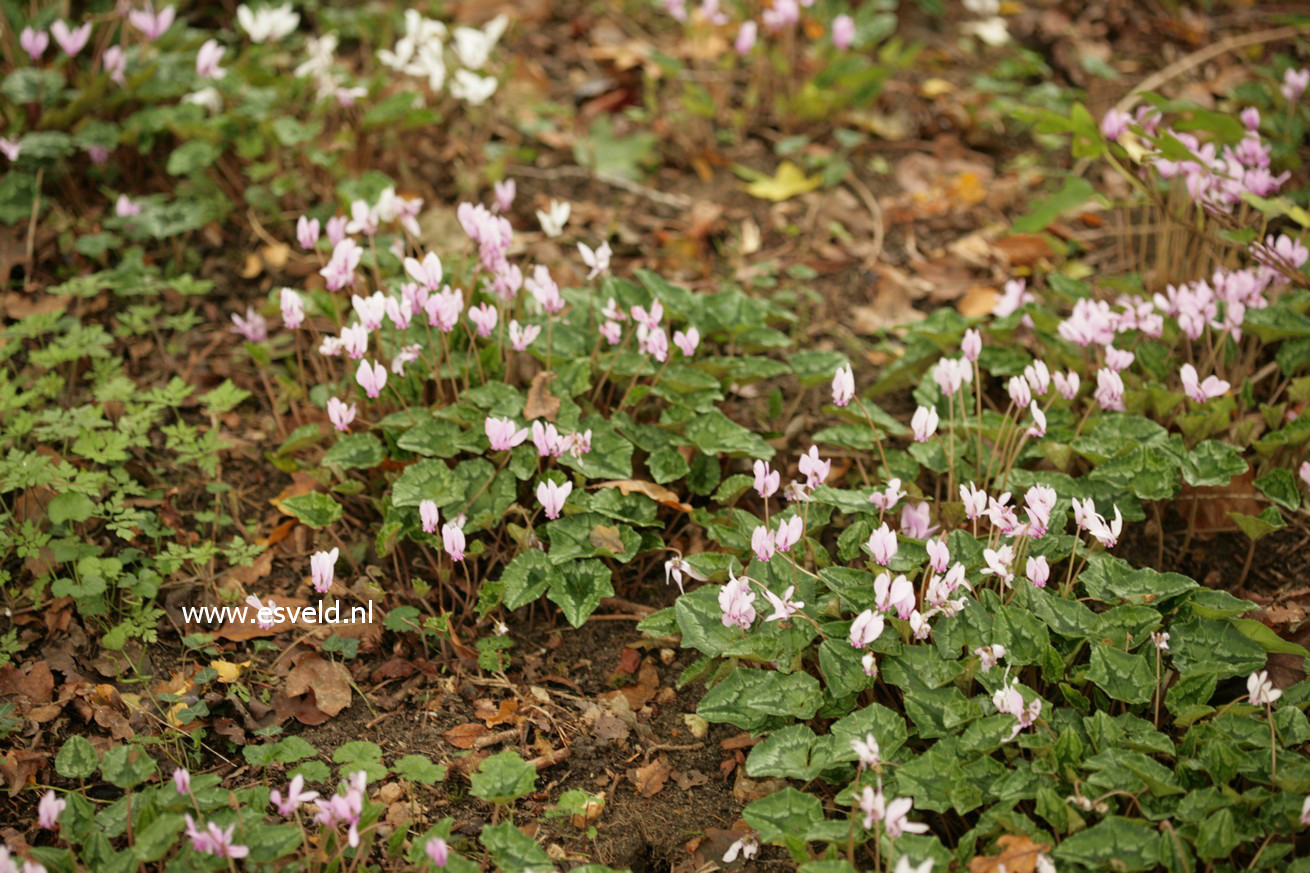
left=528, top=747, right=571, bottom=770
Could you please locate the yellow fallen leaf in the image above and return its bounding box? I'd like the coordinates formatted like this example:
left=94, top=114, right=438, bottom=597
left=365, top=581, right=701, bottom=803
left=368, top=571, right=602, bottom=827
left=745, top=161, right=823, bottom=202
left=211, top=659, right=251, bottom=683
left=919, top=77, right=954, bottom=98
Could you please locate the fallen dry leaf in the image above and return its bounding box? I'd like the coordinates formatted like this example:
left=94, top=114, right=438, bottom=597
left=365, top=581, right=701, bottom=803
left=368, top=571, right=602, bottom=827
left=285, top=653, right=352, bottom=717
left=445, top=723, right=489, bottom=749
left=593, top=479, right=692, bottom=513
left=968, top=834, right=1052, bottom=873
left=629, top=755, right=672, bottom=797
left=523, top=370, right=560, bottom=421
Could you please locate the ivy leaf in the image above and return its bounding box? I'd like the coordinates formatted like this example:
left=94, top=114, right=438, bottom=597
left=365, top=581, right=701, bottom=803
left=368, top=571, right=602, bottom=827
left=392, top=754, right=447, bottom=785
left=322, top=433, right=385, bottom=470
left=470, top=750, right=537, bottom=805
left=1051, top=816, right=1161, bottom=871
left=278, top=492, right=342, bottom=529
left=391, top=459, right=456, bottom=508
left=1254, top=468, right=1301, bottom=511
left=742, top=787, right=823, bottom=844
left=547, top=559, right=614, bottom=627
left=55, top=736, right=99, bottom=779
left=480, top=822, right=553, bottom=873
left=499, top=550, right=563, bottom=610
left=101, top=745, right=157, bottom=790
left=1087, top=643, right=1155, bottom=704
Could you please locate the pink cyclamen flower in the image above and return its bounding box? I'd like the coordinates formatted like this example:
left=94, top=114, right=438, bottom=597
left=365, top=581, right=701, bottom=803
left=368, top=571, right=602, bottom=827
left=1053, top=370, right=1080, bottom=400
left=1248, top=669, right=1281, bottom=706
left=427, top=837, right=450, bottom=867
left=852, top=734, right=881, bottom=769
left=961, top=328, right=982, bottom=362
left=849, top=609, right=885, bottom=648
left=0, top=138, right=21, bottom=162
left=38, top=790, right=65, bottom=829
left=469, top=303, right=498, bottom=337
left=1094, top=368, right=1125, bottom=411
left=673, top=327, right=700, bottom=357
left=754, top=460, right=780, bottom=499
left=420, top=500, right=440, bottom=534
left=103, top=45, right=126, bottom=84
left=773, top=516, right=803, bottom=552
left=404, top=252, right=443, bottom=290
left=632, top=300, right=664, bottom=331
left=296, top=215, right=320, bottom=249
left=173, top=767, right=192, bottom=794
left=326, top=214, right=348, bottom=245
left=355, top=359, right=387, bottom=398
left=536, top=480, right=573, bottom=519
left=751, top=525, right=776, bottom=562
left=327, top=397, right=356, bottom=432
left=1179, top=364, right=1230, bottom=403
left=868, top=478, right=906, bottom=512
left=719, top=571, right=756, bottom=629
left=339, top=324, right=369, bottom=359
left=352, top=292, right=387, bottom=330
left=867, top=523, right=898, bottom=566
left=1026, top=555, right=1050, bottom=588
left=911, top=406, right=938, bottom=442
left=1026, top=401, right=1047, bottom=438
left=933, top=357, right=971, bottom=396
left=493, top=179, right=516, bottom=213
left=184, top=816, right=248, bottom=859
left=640, top=327, right=668, bottom=362
left=1008, top=375, right=1032, bottom=409
left=960, top=481, right=987, bottom=519
left=976, top=644, right=1006, bottom=673
left=578, top=241, right=612, bottom=280
left=115, top=194, right=141, bottom=217
left=875, top=572, right=915, bottom=618
left=271, top=775, right=319, bottom=816
left=531, top=420, right=563, bottom=458
left=1103, top=346, right=1134, bottom=372
left=798, top=446, right=830, bottom=489
left=735, top=21, right=758, bottom=55
left=926, top=538, right=950, bottom=573
left=231, top=306, right=268, bottom=341
left=762, top=585, right=804, bottom=623
left=52, top=21, right=93, bottom=57
left=1282, top=67, right=1309, bottom=103
left=600, top=320, right=622, bottom=345
left=509, top=320, right=540, bottom=351
left=900, top=502, right=934, bottom=539
left=1300, top=461, right=1310, bottom=489
left=526, top=265, right=564, bottom=314
left=1301, top=796, right=1310, bottom=827
left=280, top=288, right=304, bottom=329
left=485, top=416, right=529, bottom=451
left=442, top=519, right=466, bottom=561
left=1100, top=108, right=1132, bottom=141
left=832, top=364, right=855, bottom=406
left=196, top=38, right=226, bottom=78
left=664, top=556, right=708, bottom=593
left=311, top=548, right=338, bottom=594
left=246, top=594, right=276, bottom=629
left=321, top=238, right=362, bottom=290
left=1087, top=505, right=1123, bottom=548
left=831, top=14, right=855, bottom=49
left=129, top=3, right=176, bottom=41
left=20, top=27, right=49, bottom=60
left=993, top=678, right=1042, bottom=741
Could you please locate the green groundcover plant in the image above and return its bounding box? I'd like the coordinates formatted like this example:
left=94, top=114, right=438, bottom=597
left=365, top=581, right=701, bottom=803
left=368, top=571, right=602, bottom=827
left=5, top=2, right=1310, bottom=873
